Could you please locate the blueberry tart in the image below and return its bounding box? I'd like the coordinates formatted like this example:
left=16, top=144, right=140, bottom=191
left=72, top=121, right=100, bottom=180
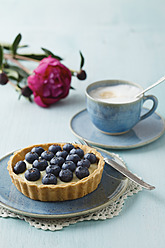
left=7, top=143, right=104, bottom=201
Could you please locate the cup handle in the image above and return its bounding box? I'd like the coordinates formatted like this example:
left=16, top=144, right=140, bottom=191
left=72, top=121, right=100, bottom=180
left=140, top=95, right=158, bottom=121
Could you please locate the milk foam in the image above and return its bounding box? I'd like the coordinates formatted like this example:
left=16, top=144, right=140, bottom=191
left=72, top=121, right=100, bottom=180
left=89, top=84, right=141, bottom=103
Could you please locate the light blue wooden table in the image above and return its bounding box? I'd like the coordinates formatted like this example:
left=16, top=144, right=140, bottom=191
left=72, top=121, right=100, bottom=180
left=0, top=0, right=165, bottom=247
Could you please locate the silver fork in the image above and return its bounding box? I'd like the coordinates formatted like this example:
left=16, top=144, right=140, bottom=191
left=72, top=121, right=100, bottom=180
left=78, top=139, right=155, bottom=190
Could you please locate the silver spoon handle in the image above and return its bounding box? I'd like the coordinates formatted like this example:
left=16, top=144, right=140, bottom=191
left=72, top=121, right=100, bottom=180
left=136, top=75, right=165, bottom=98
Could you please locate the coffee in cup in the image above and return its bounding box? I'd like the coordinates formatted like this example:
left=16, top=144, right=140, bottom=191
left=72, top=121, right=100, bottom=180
left=89, top=84, right=141, bottom=104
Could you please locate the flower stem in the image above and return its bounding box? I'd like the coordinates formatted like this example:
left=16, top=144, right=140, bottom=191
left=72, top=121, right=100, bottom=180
left=8, top=80, right=21, bottom=91
left=4, top=54, right=31, bottom=74
left=14, top=54, right=39, bottom=63
left=70, top=69, right=78, bottom=76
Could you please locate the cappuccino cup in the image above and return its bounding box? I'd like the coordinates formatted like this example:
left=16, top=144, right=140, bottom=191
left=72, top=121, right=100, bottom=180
left=86, top=80, right=158, bottom=135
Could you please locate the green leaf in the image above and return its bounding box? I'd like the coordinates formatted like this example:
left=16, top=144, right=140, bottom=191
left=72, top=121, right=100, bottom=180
left=0, top=45, right=3, bottom=69
left=16, top=83, right=22, bottom=89
left=0, top=43, right=28, bottom=51
left=0, top=43, right=11, bottom=50
left=17, top=53, right=48, bottom=61
left=17, top=44, right=28, bottom=49
left=70, top=86, right=75, bottom=90
left=41, top=47, right=63, bottom=61
left=18, top=93, right=22, bottom=100
left=4, top=68, right=19, bottom=80
left=11, top=33, right=22, bottom=56
left=28, top=95, right=33, bottom=102
left=4, top=64, right=29, bottom=78
left=79, top=51, right=85, bottom=69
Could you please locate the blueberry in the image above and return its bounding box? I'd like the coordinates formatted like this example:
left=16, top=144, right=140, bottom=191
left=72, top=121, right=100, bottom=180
left=56, top=150, right=68, bottom=159
left=31, top=146, right=44, bottom=156
left=46, top=164, right=61, bottom=177
left=25, top=152, right=39, bottom=164
left=77, top=159, right=90, bottom=168
left=70, top=148, right=84, bottom=158
left=63, top=143, right=75, bottom=152
left=84, top=153, right=97, bottom=164
left=13, top=161, right=26, bottom=174
left=25, top=168, right=40, bottom=181
left=42, top=173, right=57, bottom=185
left=62, top=161, right=76, bottom=172
left=50, top=156, right=65, bottom=167
left=59, top=169, right=73, bottom=182
left=48, top=145, right=61, bottom=154
left=66, top=154, right=81, bottom=164
left=32, top=159, right=48, bottom=171
left=75, top=166, right=89, bottom=179
left=41, top=151, right=54, bottom=161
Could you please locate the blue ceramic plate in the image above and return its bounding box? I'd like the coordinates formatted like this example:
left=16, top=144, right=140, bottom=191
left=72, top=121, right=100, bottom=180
left=0, top=150, right=128, bottom=219
left=70, top=108, right=165, bottom=149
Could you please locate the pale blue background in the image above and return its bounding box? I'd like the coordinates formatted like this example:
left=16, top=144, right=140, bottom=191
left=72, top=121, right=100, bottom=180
left=0, top=0, right=165, bottom=247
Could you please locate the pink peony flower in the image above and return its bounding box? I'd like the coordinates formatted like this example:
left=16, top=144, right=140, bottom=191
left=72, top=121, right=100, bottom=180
left=27, top=56, right=72, bottom=107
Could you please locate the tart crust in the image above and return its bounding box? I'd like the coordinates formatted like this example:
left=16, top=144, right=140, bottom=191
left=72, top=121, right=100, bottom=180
left=7, top=143, right=105, bottom=201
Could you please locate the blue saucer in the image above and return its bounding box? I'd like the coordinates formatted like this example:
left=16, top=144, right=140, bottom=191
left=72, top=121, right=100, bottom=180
left=0, top=150, right=128, bottom=218
left=70, top=109, right=165, bottom=149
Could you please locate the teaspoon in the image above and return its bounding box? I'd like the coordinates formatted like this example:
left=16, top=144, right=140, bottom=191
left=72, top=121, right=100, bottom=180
left=135, top=75, right=165, bottom=98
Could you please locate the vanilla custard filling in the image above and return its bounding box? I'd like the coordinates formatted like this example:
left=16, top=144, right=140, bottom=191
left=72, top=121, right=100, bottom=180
left=18, top=160, right=98, bottom=185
